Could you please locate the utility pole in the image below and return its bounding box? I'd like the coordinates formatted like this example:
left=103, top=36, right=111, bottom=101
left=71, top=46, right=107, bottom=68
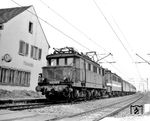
left=147, top=78, right=149, bottom=91
left=135, top=54, right=150, bottom=92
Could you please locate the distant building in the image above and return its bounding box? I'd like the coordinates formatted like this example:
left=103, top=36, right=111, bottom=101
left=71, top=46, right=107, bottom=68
left=0, top=6, right=50, bottom=91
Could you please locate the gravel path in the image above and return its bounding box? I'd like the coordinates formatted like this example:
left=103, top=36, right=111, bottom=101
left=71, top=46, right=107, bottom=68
left=101, top=92, right=150, bottom=121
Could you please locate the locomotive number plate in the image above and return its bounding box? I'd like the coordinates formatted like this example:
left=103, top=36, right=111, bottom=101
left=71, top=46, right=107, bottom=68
left=49, top=81, right=60, bottom=84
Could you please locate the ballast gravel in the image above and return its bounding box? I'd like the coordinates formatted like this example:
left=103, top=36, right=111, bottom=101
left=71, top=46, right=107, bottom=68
left=28, top=94, right=140, bottom=120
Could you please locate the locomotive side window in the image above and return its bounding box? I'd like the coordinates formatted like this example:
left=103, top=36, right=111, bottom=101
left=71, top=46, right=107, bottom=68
left=99, top=68, right=101, bottom=75
left=88, top=63, right=91, bottom=71
left=93, top=66, right=97, bottom=73
left=113, top=75, right=116, bottom=81
left=102, top=68, right=105, bottom=76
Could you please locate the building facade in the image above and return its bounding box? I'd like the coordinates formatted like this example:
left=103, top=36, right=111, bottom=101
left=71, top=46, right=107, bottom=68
left=0, top=6, right=50, bottom=91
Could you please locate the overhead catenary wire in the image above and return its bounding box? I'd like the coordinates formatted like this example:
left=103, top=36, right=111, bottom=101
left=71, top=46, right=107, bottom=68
left=10, top=0, right=91, bottom=52
left=93, top=0, right=133, bottom=62
left=112, top=17, right=142, bottom=79
left=92, top=0, right=142, bottom=80
left=37, top=0, right=111, bottom=54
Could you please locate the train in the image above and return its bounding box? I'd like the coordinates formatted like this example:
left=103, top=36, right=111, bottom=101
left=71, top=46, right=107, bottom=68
left=36, top=47, right=136, bottom=100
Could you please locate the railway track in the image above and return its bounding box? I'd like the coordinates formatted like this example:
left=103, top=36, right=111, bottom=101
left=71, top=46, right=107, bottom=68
left=48, top=93, right=144, bottom=121
left=0, top=98, right=71, bottom=111
left=0, top=93, right=143, bottom=121
left=0, top=95, right=107, bottom=111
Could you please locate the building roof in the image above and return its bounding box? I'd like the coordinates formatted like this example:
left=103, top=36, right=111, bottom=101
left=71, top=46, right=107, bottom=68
left=0, top=6, right=31, bottom=24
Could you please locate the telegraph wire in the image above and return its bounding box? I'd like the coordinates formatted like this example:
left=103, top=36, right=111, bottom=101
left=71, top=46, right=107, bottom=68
left=10, top=0, right=91, bottom=51
left=37, top=0, right=111, bottom=54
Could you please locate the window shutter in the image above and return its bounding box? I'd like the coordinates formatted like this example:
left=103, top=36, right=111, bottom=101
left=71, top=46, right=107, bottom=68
left=19, top=41, right=25, bottom=55
left=31, top=45, right=34, bottom=58
left=25, top=43, right=29, bottom=56
left=38, top=49, right=42, bottom=60
left=34, top=47, right=38, bottom=60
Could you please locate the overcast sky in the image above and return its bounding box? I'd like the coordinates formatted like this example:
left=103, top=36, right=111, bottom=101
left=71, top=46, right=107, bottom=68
left=1, top=0, right=150, bottom=91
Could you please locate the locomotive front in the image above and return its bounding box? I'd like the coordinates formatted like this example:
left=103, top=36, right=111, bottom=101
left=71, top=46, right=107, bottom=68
left=36, top=47, right=76, bottom=100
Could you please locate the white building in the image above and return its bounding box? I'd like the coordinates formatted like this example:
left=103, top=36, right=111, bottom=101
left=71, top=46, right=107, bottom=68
left=0, top=6, right=50, bottom=91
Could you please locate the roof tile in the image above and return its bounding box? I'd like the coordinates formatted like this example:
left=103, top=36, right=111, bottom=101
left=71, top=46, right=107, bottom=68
left=0, top=6, right=31, bottom=24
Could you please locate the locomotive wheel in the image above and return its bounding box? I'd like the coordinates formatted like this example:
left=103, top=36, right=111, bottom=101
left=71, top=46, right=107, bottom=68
left=73, top=89, right=79, bottom=99
left=86, top=90, right=91, bottom=100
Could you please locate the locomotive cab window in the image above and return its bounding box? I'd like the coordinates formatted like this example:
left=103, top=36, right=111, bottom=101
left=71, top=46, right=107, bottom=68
left=59, top=58, right=64, bottom=65
left=50, top=59, right=56, bottom=66
left=64, top=58, right=73, bottom=66
left=67, top=58, right=73, bottom=66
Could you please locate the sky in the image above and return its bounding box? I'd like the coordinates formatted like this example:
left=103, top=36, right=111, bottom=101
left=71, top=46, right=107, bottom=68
left=0, top=0, right=150, bottom=91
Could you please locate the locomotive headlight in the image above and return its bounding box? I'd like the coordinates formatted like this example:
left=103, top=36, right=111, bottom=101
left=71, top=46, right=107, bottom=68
left=35, top=86, right=41, bottom=92
left=63, top=76, right=67, bottom=80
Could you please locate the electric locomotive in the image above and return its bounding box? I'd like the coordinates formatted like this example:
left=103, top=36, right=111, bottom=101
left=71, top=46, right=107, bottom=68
left=36, top=47, right=136, bottom=100
left=36, top=47, right=107, bottom=100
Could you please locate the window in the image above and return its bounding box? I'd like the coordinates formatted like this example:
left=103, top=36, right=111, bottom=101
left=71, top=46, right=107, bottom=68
left=93, top=66, right=97, bottom=73
left=19, top=41, right=25, bottom=55
left=29, top=22, right=33, bottom=34
left=102, top=68, right=105, bottom=76
left=0, top=24, right=3, bottom=30
left=50, top=59, right=56, bottom=66
left=118, top=78, right=121, bottom=82
left=68, top=58, right=73, bottom=66
left=88, top=63, right=91, bottom=71
left=99, top=68, right=101, bottom=75
left=31, top=45, right=42, bottom=60
left=38, top=49, right=42, bottom=60
left=0, top=66, right=30, bottom=87
left=19, top=41, right=29, bottom=56
left=112, top=75, right=117, bottom=81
